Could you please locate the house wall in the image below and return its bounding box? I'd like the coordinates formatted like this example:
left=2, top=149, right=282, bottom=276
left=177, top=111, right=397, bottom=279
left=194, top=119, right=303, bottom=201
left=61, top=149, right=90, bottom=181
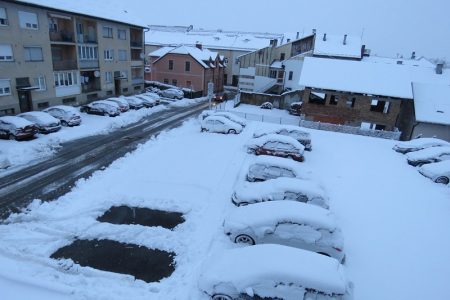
left=412, top=123, right=450, bottom=142
left=283, top=57, right=304, bottom=91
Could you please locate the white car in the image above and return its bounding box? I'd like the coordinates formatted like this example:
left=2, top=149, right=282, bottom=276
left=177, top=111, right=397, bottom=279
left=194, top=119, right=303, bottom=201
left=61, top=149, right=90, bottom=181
left=136, top=94, right=160, bottom=106
left=224, top=201, right=345, bottom=262
left=393, top=138, right=450, bottom=154
left=254, top=126, right=312, bottom=151
left=200, top=110, right=247, bottom=127
left=17, top=111, right=61, bottom=134
left=406, top=146, right=450, bottom=167
left=122, top=96, right=144, bottom=110
left=246, top=134, right=305, bottom=162
left=231, top=177, right=328, bottom=209
left=246, top=155, right=305, bottom=182
left=198, top=244, right=352, bottom=300
left=160, top=88, right=184, bottom=99
left=418, top=160, right=450, bottom=184
left=105, top=97, right=130, bottom=112
left=201, top=116, right=243, bottom=134
left=44, top=105, right=82, bottom=126
left=80, top=100, right=121, bottom=117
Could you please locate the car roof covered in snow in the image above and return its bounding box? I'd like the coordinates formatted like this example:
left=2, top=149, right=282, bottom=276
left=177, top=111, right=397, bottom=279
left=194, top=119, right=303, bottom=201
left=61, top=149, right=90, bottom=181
left=247, top=134, right=305, bottom=150
left=18, top=111, right=58, bottom=123
left=253, top=126, right=310, bottom=137
left=225, top=200, right=336, bottom=231
left=0, top=116, right=34, bottom=127
left=395, top=138, right=450, bottom=149
left=199, top=244, right=348, bottom=295
left=250, top=155, right=304, bottom=174
left=407, top=146, right=450, bottom=160
left=93, top=100, right=119, bottom=107
left=419, top=160, right=450, bottom=174
left=412, top=82, right=450, bottom=126
left=203, top=115, right=243, bottom=128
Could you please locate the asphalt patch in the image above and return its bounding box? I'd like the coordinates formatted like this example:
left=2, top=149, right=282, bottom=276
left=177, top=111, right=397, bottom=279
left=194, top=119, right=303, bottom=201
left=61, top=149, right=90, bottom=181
left=97, top=206, right=185, bottom=230
left=51, top=239, right=175, bottom=282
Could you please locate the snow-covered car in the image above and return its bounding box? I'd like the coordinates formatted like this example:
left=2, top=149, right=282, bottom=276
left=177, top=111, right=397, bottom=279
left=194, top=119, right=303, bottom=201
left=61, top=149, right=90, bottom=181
left=198, top=244, right=352, bottom=300
left=418, top=160, right=450, bottom=184
left=17, top=111, right=61, bottom=134
left=224, top=201, right=345, bottom=262
left=289, top=101, right=303, bottom=116
left=105, top=98, right=130, bottom=112
left=136, top=94, right=160, bottom=107
left=0, top=116, right=38, bottom=140
left=122, top=96, right=144, bottom=110
left=247, top=134, right=305, bottom=162
left=43, top=105, right=82, bottom=126
left=143, top=92, right=161, bottom=104
left=253, top=126, right=312, bottom=151
left=145, top=87, right=160, bottom=94
left=231, top=177, right=328, bottom=208
left=80, top=100, right=121, bottom=117
left=159, top=88, right=184, bottom=99
left=246, top=155, right=304, bottom=182
left=393, top=138, right=450, bottom=154
left=260, top=102, right=273, bottom=109
left=200, top=110, right=247, bottom=127
left=406, top=146, right=450, bottom=167
left=201, top=116, right=243, bottom=134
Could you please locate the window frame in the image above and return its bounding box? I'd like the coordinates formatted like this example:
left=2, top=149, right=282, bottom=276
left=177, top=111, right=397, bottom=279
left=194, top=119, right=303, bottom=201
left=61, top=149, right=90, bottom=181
left=168, top=60, right=174, bottom=70
left=0, top=79, right=11, bottom=96
left=105, top=71, right=113, bottom=84
left=185, top=61, right=190, bottom=72
left=118, top=49, right=127, bottom=61
left=117, top=29, right=126, bottom=40
left=33, top=75, right=46, bottom=91
left=18, top=11, right=39, bottom=30
left=24, top=46, right=43, bottom=62
left=102, top=26, right=113, bottom=38
left=0, top=7, right=9, bottom=26
left=104, top=49, right=114, bottom=61
left=0, top=44, right=14, bottom=61
left=288, top=71, right=293, bottom=81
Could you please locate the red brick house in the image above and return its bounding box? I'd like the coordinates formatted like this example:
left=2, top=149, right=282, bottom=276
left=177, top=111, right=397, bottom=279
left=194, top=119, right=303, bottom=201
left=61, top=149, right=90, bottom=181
left=147, top=45, right=225, bottom=95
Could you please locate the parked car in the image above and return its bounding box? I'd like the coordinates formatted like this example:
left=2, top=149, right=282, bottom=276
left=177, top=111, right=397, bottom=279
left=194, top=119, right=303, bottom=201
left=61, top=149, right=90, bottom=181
left=213, top=92, right=228, bottom=102
left=224, top=201, right=345, bottom=262
left=260, top=102, right=273, bottom=109
left=80, top=100, right=121, bottom=117
left=145, top=87, right=160, bottom=94
left=44, top=105, right=82, bottom=127
left=123, top=96, right=144, bottom=110
left=246, top=155, right=305, bottom=182
left=140, top=93, right=161, bottom=105
left=105, top=98, right=130, bottom=112
left=231, top=177, right=328, bottom=208
left=200, top=110, right=247, bottom=127
left=0, top=116, right=38, bottom=140
left=393, top=138, right=450, bottom=154
left=247, top=134, right=305, bottom=162
left=289, top=101, right=303, bottom=116
left=17, top=111, right=61, bottom=134
left=406, top=146, right=450, bottom=167
left=159, top=88, right=184, bottom=99
left=201, top=116, right=243, bottom=134
left=418, top=160, right=450, bottom=184
left=253, top=126, right=312, bottom=151
left=198, top=244, right=352, bottom=300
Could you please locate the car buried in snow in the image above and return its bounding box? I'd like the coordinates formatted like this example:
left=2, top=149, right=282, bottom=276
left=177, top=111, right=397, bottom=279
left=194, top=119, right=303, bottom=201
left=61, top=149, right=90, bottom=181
left=393, top=138, right=450, bottom=154
left=122, top=96, right=145, bottom=110
left=0, top=116, right=38, bottom=140
left=201, top=115, right=243, bottom=134
left=105, top=98, right=130, bottom=112
left=246, top=134, right=305, bottom=162
left=198, top=244, right=352, bottom=300
left=406, top=146, right=450, bottom=167
left=80, top=100, right=121, bottom=117
left=231, top=177, right=328, bottom=209
left=44, top=105, right=82, bottom=126
left=418, top=160, right=450, bottom=185
left=200, top=110, right=247, bottom=127
left=260, top=101, right=273, bottom=109
left=224, top=201, right=345, bottom=262
left=253, top=126, right=312, bottom=151
left=17, top=111, right=61, bottom=134
left=246, top=155, right=306, bottom=182
left=159, top=88, right=184, bottom=99
left=289, top=101, right=303, bottom=116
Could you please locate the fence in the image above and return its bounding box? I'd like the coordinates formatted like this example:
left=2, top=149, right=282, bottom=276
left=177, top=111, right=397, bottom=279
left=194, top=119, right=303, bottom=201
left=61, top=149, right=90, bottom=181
left=223, top=110, right=402, bottom=140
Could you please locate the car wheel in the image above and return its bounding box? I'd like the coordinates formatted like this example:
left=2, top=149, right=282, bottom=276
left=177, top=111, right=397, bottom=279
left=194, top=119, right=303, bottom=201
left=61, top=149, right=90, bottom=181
left=435, top=176, right=449, bottom=185
left=235, top=234, right=255, bottom=245
left=212, top=294, right=233, bottom=300
left=61, top=120, right=68, bottom=126
left=228, top=129, right=236, bottom=134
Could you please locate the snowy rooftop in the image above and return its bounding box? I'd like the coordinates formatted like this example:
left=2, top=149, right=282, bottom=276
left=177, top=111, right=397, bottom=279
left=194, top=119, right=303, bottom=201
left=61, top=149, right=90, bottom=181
left=313, top=32, right=362, bottom=59
left=15, top=0, right=146, bottom=27
left=145, top=25, right=286, bottom=51
left=412, top=82, right=450, bottom=126
left=149, top=45, right=219, bottom=68
left=299, top=57, right=450, bottom=99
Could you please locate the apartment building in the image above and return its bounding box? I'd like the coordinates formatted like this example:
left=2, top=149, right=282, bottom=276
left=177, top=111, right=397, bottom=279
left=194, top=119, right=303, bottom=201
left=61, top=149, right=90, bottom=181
left=0, top=0, right=145, bottom=115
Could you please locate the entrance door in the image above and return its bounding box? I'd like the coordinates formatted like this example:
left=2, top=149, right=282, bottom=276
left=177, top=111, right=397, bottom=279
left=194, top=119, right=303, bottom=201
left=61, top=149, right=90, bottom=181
left=18, top=91, right=32, bottom=112
left=114, top=79, right=121, bottom=96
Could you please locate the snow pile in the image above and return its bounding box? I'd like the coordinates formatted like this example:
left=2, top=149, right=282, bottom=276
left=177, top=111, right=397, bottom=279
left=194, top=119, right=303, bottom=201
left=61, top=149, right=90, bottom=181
left=393, top=137, right=450, bottom=152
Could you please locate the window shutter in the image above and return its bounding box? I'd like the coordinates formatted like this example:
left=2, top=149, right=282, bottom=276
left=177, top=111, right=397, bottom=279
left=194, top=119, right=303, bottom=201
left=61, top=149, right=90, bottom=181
left=0, top=80, right=10, bottom=89
left=18, top=11, right=38, bottom=29
left=0, top=8, right=6, bottom=19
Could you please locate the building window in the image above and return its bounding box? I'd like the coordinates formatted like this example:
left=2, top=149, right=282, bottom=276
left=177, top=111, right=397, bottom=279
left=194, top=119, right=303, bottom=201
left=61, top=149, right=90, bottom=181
left=37, top=102, right=49, bottom=109
left=308, top=92, right=326, bottom=105
left=0, top=7, right=9, bottom=26
left=186, top=80, right=192, bottom=87
left=0, top=44, right=13, bottom=61
left=102, top=26, right=113, bottom=38
left=62, top=97, right=76, bottom=104
left=185, top=61, right=190, bottom=72
left=48, top=18, right=57, bottom=32
left=0, top=79, right=11, bottom=96
left=288, top=71, right=293, bottom=81
left=346, top=97, right=355, bottom=108
left=370, top=99, right=390, bottom=113
left=54, top=71, right=78, bottom=87
left=172, top=79, right=177, bottom=86
left=33, top=75, right=46, bottom=91
left=78, top=45, right=98, bottom=60
left=280, top=53, right=285, bottom=60
left=134, top=85, right=141, bottom=90
left=168, top=60, right=173, bottom=70
left=0, top=108, right=15, bottom=116
left=105, top=71, right=113, bottom=83
left=24, top=46, right=43, bottom=62
left=18, top=11, right=38, bottom=29
left=269, top=70, right=277, bottom=78
left=163, top=78, right=169, bottom=84
left=104, top=49, right=114, bottom=61
left=118, top=49, right=127, bottom=61
left=361, top=122, right=386, bottom=131
left=329, top=95, right=339, bottom=105
left=118, top=29, right=126, bottom=40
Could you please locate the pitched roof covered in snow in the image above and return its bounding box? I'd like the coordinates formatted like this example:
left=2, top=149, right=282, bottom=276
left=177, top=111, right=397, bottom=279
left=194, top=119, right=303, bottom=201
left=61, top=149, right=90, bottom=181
left=313, top=32, right=363, bottom=59
left=149, top=45, right=220, bottom=69
left=412, top=82, right=450, bottom=125
left=299, top=56, right=450, bottom=99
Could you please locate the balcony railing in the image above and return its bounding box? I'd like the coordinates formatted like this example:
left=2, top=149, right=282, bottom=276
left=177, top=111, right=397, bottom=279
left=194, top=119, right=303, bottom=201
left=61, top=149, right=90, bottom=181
left=130, top=41, right=143, bottom=48
left=79, top=60, right=99, bottom=69
left=52, top=59, right=78, bottom=71
left=50, top=31, right=75, bottom=43
left=76, top=34, right=97, bottom=44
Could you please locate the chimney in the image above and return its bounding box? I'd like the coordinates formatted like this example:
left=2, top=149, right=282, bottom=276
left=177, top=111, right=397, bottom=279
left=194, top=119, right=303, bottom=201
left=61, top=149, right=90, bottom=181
left=436, top=63, right=444, bottom=74
left=312, top=28, right=316, bottom=34
left=270, top=39, right=278, bottom=47
left=411, top=51, right=416, bottom=59
left=296, top=31, right=299, bottom=39
left=343, top=34, right=347, bottom=45
left=195, top=43, right=202, bottom=50
left=361, top=45, right=366, bottom=58
left=287, top=38, right=291, bottom=43
left=323, top=33, right=327, bottom=41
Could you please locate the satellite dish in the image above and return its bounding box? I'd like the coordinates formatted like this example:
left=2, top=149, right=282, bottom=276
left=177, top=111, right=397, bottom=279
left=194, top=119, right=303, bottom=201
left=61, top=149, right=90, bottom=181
left=94, top=70, right=100, bottom=77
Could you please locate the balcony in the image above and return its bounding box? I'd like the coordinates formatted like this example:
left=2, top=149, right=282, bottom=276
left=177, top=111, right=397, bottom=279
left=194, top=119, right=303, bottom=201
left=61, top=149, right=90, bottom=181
left=130, top=28, right=143, bottom=48
left=79, top=60, right=99, bottom=69
left=52, top=59, right=78, bottom=71
left=50, top=30, right=75, bottom=43
left=49, top=15, right=75, bottom=43
left=52, top=45, right=77, bottom=70
left=76, top=19, right=98, bottom=44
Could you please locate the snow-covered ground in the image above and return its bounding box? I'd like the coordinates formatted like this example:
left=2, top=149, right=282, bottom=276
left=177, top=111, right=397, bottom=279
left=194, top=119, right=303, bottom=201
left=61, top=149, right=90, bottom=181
left=1, top=105, right=449, bottom=300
